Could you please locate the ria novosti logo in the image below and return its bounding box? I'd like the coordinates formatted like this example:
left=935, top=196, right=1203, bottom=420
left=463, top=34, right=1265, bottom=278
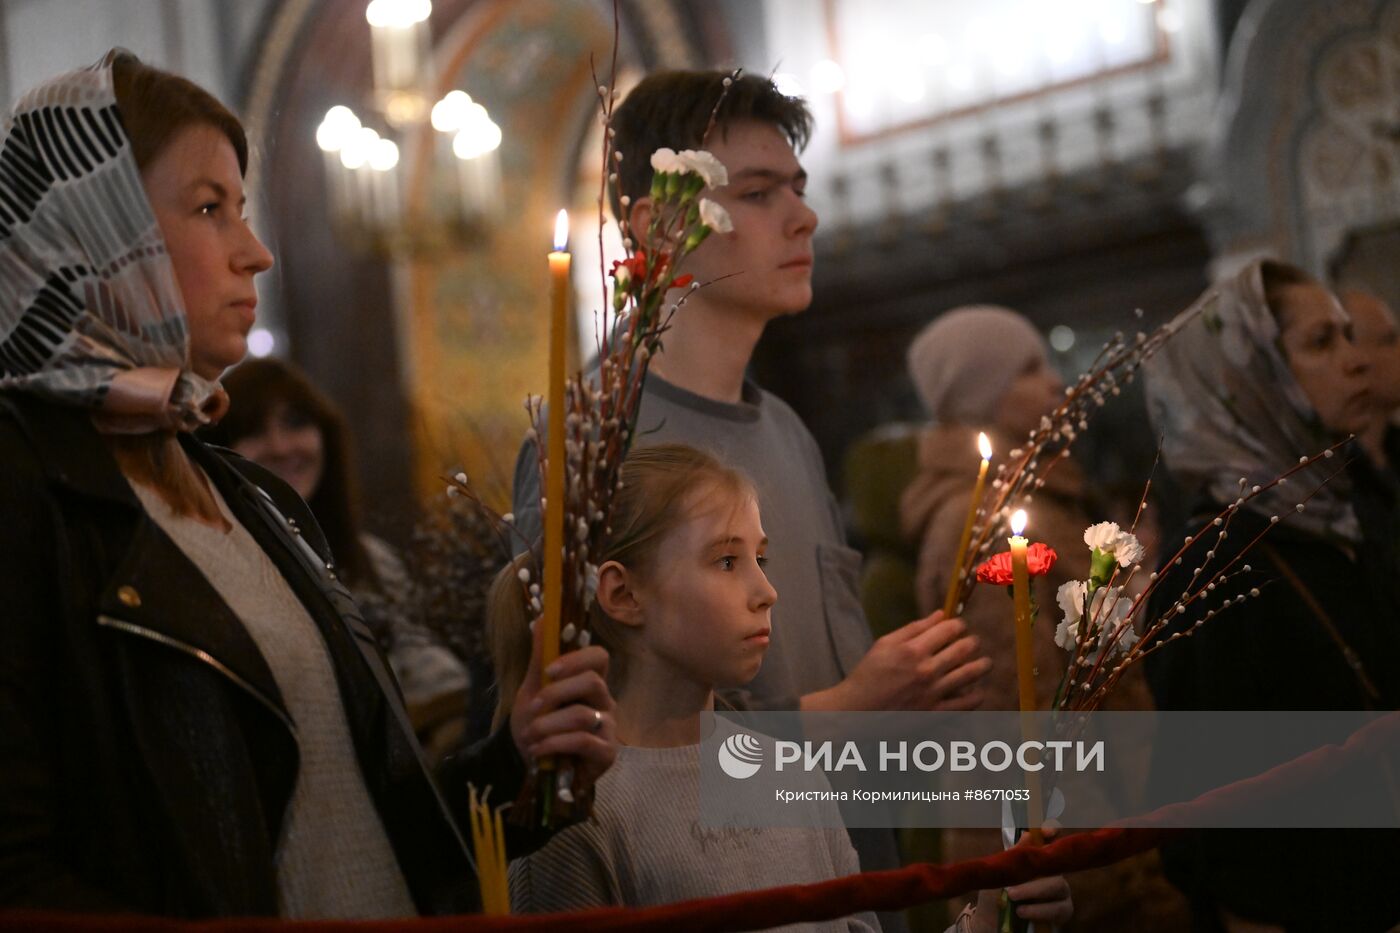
left=717, top=731, right=764, bottom=779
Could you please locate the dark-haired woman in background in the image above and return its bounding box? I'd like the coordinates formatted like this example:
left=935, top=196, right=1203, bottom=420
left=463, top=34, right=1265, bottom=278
left=0, top=51, right=615, bottom=918
left=1143, top=260, right=1400, bottom=932
left=204, top=358, right=469, bottom=756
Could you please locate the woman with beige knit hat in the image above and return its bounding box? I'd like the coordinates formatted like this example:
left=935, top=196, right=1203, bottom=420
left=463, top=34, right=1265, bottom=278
left=900, top=305, right=1188, bottom=931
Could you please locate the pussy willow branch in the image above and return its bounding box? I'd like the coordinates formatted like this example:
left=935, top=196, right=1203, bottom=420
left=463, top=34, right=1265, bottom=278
left=1056, top=439, right=1353, bottom=712
left=947, top=315, right=1196, bottom=613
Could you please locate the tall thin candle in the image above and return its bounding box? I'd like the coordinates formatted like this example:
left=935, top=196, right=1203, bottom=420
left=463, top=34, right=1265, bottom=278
left=1008, top=508, right=1045, bottom=841
left=943, top=432, right=992, bottom=616
left=542, top=209, right=570, bottom=680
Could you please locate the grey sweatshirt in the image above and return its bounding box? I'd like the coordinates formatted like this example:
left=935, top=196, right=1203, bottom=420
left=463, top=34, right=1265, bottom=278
left=509, top=740, right=880, bottom=932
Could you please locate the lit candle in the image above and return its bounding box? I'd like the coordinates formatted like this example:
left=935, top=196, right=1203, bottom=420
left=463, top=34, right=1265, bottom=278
left=943, top=432, right=993, bottom=616
left=542, top=209, right=570, bottom=681
left=1008, top=508, right=1045, bottom=841
left=1008, top=509, right=1037, bottom=710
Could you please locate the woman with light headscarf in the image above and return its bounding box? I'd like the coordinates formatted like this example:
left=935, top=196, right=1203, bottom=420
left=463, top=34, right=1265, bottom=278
left=901, top=306, right=1186, bottom=931
left=0, top=52, right=616, bottom=917
left=1143, top=260, right=1400, bottom=932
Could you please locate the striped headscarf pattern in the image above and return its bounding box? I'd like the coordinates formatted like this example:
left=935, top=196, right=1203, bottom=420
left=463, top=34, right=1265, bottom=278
left=0, top=48, right=224, bottom=433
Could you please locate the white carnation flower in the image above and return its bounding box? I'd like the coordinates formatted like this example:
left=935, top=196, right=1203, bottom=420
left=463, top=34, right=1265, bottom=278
left=1054, top=617, right=1080, bottom=652
left=650, top=147, right=684, bottom=174
left=1084, top=522, right=1122, bottom=551
left=1106, top=616, right=1140, bottom=657
left=1055, top=580, right=1086, bottom=651
left=1089, top=586, right=1133, bottom=634
left=698, top=198, right=733, bottom=234
left=1087, top=587, right=1136, bottom=660
left=1113, top=532, right=1146, bottom=568
left=676, top=149, right=728, bottom=188
left=1054, top=582, right=1136, bottom=659
left=1057, top=580, right=1087, bottom=624
left=1084, top=521, right=1146, bottom=568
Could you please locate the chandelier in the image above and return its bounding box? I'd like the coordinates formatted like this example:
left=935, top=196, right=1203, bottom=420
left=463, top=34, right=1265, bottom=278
left=314, top=0, right=504, bottom=255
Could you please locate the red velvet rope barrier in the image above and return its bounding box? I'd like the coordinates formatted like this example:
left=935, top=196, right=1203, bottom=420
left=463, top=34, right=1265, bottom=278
left=0, top=828, right=1168, bottom=933
left=4, top=712, right=1395, bottom=933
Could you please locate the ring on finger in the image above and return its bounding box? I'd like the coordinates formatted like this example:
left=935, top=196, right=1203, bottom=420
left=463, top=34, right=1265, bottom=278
left=591, top=708, right=604, bottom=732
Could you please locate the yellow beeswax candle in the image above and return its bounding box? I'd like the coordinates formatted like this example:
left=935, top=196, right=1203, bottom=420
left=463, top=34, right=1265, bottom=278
left=944, top=432, right=993, bottom=616
left=542, top=209, right=570, bottom=679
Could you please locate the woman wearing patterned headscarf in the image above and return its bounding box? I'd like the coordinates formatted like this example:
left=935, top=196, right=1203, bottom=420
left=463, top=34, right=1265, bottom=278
left=0, top=52, right=616, bottom=918
left=1143, top=260, right=1400, bottom=931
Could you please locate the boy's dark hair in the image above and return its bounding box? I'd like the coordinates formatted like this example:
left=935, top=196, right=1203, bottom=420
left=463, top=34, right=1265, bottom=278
left=610, top=70, right=813, bottom=219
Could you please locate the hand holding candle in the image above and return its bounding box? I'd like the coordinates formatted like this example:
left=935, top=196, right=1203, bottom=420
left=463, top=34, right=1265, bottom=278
left=542, top=209, right=570, bottom=681
left=944, top=432, right=993, bottom=616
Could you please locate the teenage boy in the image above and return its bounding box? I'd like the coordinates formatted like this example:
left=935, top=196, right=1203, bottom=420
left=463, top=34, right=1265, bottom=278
left=516, top=71, right=990, bottom=720
left=510, top=72, right=996, bottom=917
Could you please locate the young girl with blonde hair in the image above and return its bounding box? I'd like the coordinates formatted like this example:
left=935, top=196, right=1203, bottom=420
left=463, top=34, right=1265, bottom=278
left=496, top=444, right=1072, bottom=931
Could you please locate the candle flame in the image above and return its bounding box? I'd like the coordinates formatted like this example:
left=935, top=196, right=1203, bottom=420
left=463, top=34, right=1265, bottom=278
left=553, top=209, right=569, bottom=252
left=977, top=432, right=992, bottom=461
left=1010, top=509, right=1028, bottom=536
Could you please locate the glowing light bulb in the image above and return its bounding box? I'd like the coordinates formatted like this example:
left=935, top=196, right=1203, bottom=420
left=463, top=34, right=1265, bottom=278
left=316, top=106, right=361, bottom=152
left=431, top=90, right=472, bottom=132
left=368, top=137, right=400, bottom=172
left=365, top=0, right=431, bottom=29
left=339, top=126, right=379, bottom=170
left=452, top=104, right=501, bottom=159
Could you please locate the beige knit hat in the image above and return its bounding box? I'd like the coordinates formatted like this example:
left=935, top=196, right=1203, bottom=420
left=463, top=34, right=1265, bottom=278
left=906, top=305, right=1048, bottom=424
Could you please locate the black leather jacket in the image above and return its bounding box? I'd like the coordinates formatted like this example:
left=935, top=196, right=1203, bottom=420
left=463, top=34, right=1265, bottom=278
left=0, top=393, right=519, bottom=917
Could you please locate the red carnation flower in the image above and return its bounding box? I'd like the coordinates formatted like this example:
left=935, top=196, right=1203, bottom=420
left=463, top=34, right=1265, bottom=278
left=975, top=542, right=1057, bottom=586
left=610, top=250, right=649, bottom=283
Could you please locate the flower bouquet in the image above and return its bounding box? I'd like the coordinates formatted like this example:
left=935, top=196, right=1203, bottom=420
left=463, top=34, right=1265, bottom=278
left=1048, top=442, right=1350, bottom=714
left=946, top=314, right=1200, bottom=615
left=970, top=438, right=1350, bottom=718
left=971, top=443, right=1349, bottom=933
